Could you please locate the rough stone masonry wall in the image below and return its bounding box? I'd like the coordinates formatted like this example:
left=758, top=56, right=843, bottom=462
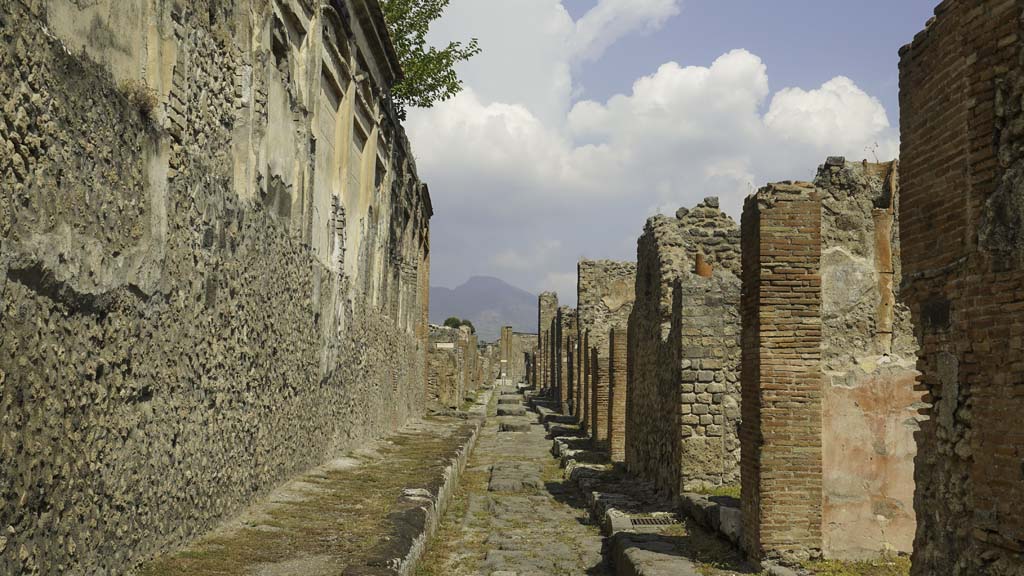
left=900, top=2, right=1024, bottom=574
left=538, top=292, right=558, bottom=393
left=0, top=1, right=432, bottom=574
left=816, top=159, right=921, bottom=560
left=627, top=199, right=741, bottom=499
left=740, top=183, right=823, bottom=563
left=577, top=260, right=636, bottom=449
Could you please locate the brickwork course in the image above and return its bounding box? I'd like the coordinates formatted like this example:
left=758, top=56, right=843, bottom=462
left=626, top=198, right=742, bottom=499
left=900, top=1, right=1024, bottom=573
left=557, top=307, right=578, bottom=413
left=740, top=182, right=823, bottom=564
left=608, top=327, right=629, bottom=462
left=577, top=260, right=636, bottom=449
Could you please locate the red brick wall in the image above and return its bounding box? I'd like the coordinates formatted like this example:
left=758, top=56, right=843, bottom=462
left=740, top=182, right=823, bottom=562
left=580, top=330, right=590, bottom=433
left=609, top=327, right=628, bottom=462
left=900, top=1, right=1024, bottom=573
left=590, top=345, right=610, bottom=448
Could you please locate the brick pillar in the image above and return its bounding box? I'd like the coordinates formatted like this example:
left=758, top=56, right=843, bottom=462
left=539, top=292, right=558, bottom=392
left=579, top=330, right=590, bottom=433
left=590, top=345, right=611, bottom=449
left=740, top=182, right=823, bottom=562
left=574, top=330, right=585, bottom=419
left=566, top=335, right=576, bottom=414
left=608, top=327, right=628, bottom=462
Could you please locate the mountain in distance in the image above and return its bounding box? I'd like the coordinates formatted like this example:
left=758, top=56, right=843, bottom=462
left=430, top=276, right=537, bottom=342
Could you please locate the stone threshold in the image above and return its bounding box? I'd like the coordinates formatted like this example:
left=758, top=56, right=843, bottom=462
left=135, top=390, right=493, bottom=576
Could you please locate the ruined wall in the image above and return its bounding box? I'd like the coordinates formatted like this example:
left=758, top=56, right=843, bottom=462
left=816, top=159, right=921, bottom=559
left=538, top=292, right=558, bottom=393
left=0, top=1, right=432, bottom=574
left=900, top=2, right=1024, bottom=573
left=577, top=260, right=635, bottom=449
left=627, top=198, right=741, bottom=498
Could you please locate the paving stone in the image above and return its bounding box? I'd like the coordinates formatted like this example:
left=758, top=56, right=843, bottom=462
left=488, top=462, right=543, bottom=492
left=496, top=405, right=526, bottom=416
left=498, top=420, right=530, bottom=433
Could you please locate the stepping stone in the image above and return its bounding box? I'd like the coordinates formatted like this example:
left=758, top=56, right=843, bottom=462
left=498, top=395, right=521, bottom=404
left=497, top=405, right=526, bottom=416
left=499, top=420, right=530, bottom=432
left=488, top=462, right=544, bottom=492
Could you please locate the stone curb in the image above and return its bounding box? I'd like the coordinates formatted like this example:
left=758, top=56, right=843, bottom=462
left=374, top=389, right=494, bottom=576
left=677, top=492, right=742, bottom=545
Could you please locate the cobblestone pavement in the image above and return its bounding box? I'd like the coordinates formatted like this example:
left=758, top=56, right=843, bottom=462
left=416, top=385, right=611, bottom=576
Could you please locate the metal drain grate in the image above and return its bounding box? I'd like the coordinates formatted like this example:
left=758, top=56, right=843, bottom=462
left=629, top=516, right=680, bottom=527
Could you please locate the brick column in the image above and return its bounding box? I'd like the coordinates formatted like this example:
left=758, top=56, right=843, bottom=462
left=574, top=330, right=585, bottom=420
left=740, top=182, right=823, bottom=562
left=590, top=345, right=610, bottom=449
left=608, top=327, right=628, bottom=462
left=580, top=330, right=590, bottom=433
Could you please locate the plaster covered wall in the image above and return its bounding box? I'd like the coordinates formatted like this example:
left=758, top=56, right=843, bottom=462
left=0, top=0, right=431, bottom=573
left=817, top=159, right=921, bottom=559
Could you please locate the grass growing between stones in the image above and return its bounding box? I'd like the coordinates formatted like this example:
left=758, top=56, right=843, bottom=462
left=415, top=466, right=491, bottom=576
left=802, top=555, right=911, bottom=576
left=697, top=483, right=741, bottom=499
left=137, top=417, right=475, bottom=576
left=656, top=519, right=757, bottom=575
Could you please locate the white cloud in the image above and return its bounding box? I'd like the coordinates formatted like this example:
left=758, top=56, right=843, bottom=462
left=765, top=76, right=897, bottom=159
left=409, top=2, right=899, bottom=305
left=572, top=0, right=681, bottom=61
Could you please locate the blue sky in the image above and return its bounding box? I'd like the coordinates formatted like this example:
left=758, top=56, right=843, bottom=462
left=407, top=0, right=938, bottom=305
left=566, top=1, right=935, bottom=124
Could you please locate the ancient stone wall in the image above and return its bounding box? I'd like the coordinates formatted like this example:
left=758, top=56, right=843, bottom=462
left=538, top=291, right=558, bottom=393
left=0, top=1, right=432, bottom=574
left=577, top=260, right=636, bottom=449
left=900, top=2, right=1024, bottom=573
left=428, top=325, right=470, bottom=408
left=627, top=199, right=741, bottom=499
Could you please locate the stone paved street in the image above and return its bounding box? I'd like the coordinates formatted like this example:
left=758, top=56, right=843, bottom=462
left=416, top=384, right=610, bottom=576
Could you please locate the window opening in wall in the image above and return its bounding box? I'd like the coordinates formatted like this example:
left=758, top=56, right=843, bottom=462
left=375, top=156, right=386, bottom=190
